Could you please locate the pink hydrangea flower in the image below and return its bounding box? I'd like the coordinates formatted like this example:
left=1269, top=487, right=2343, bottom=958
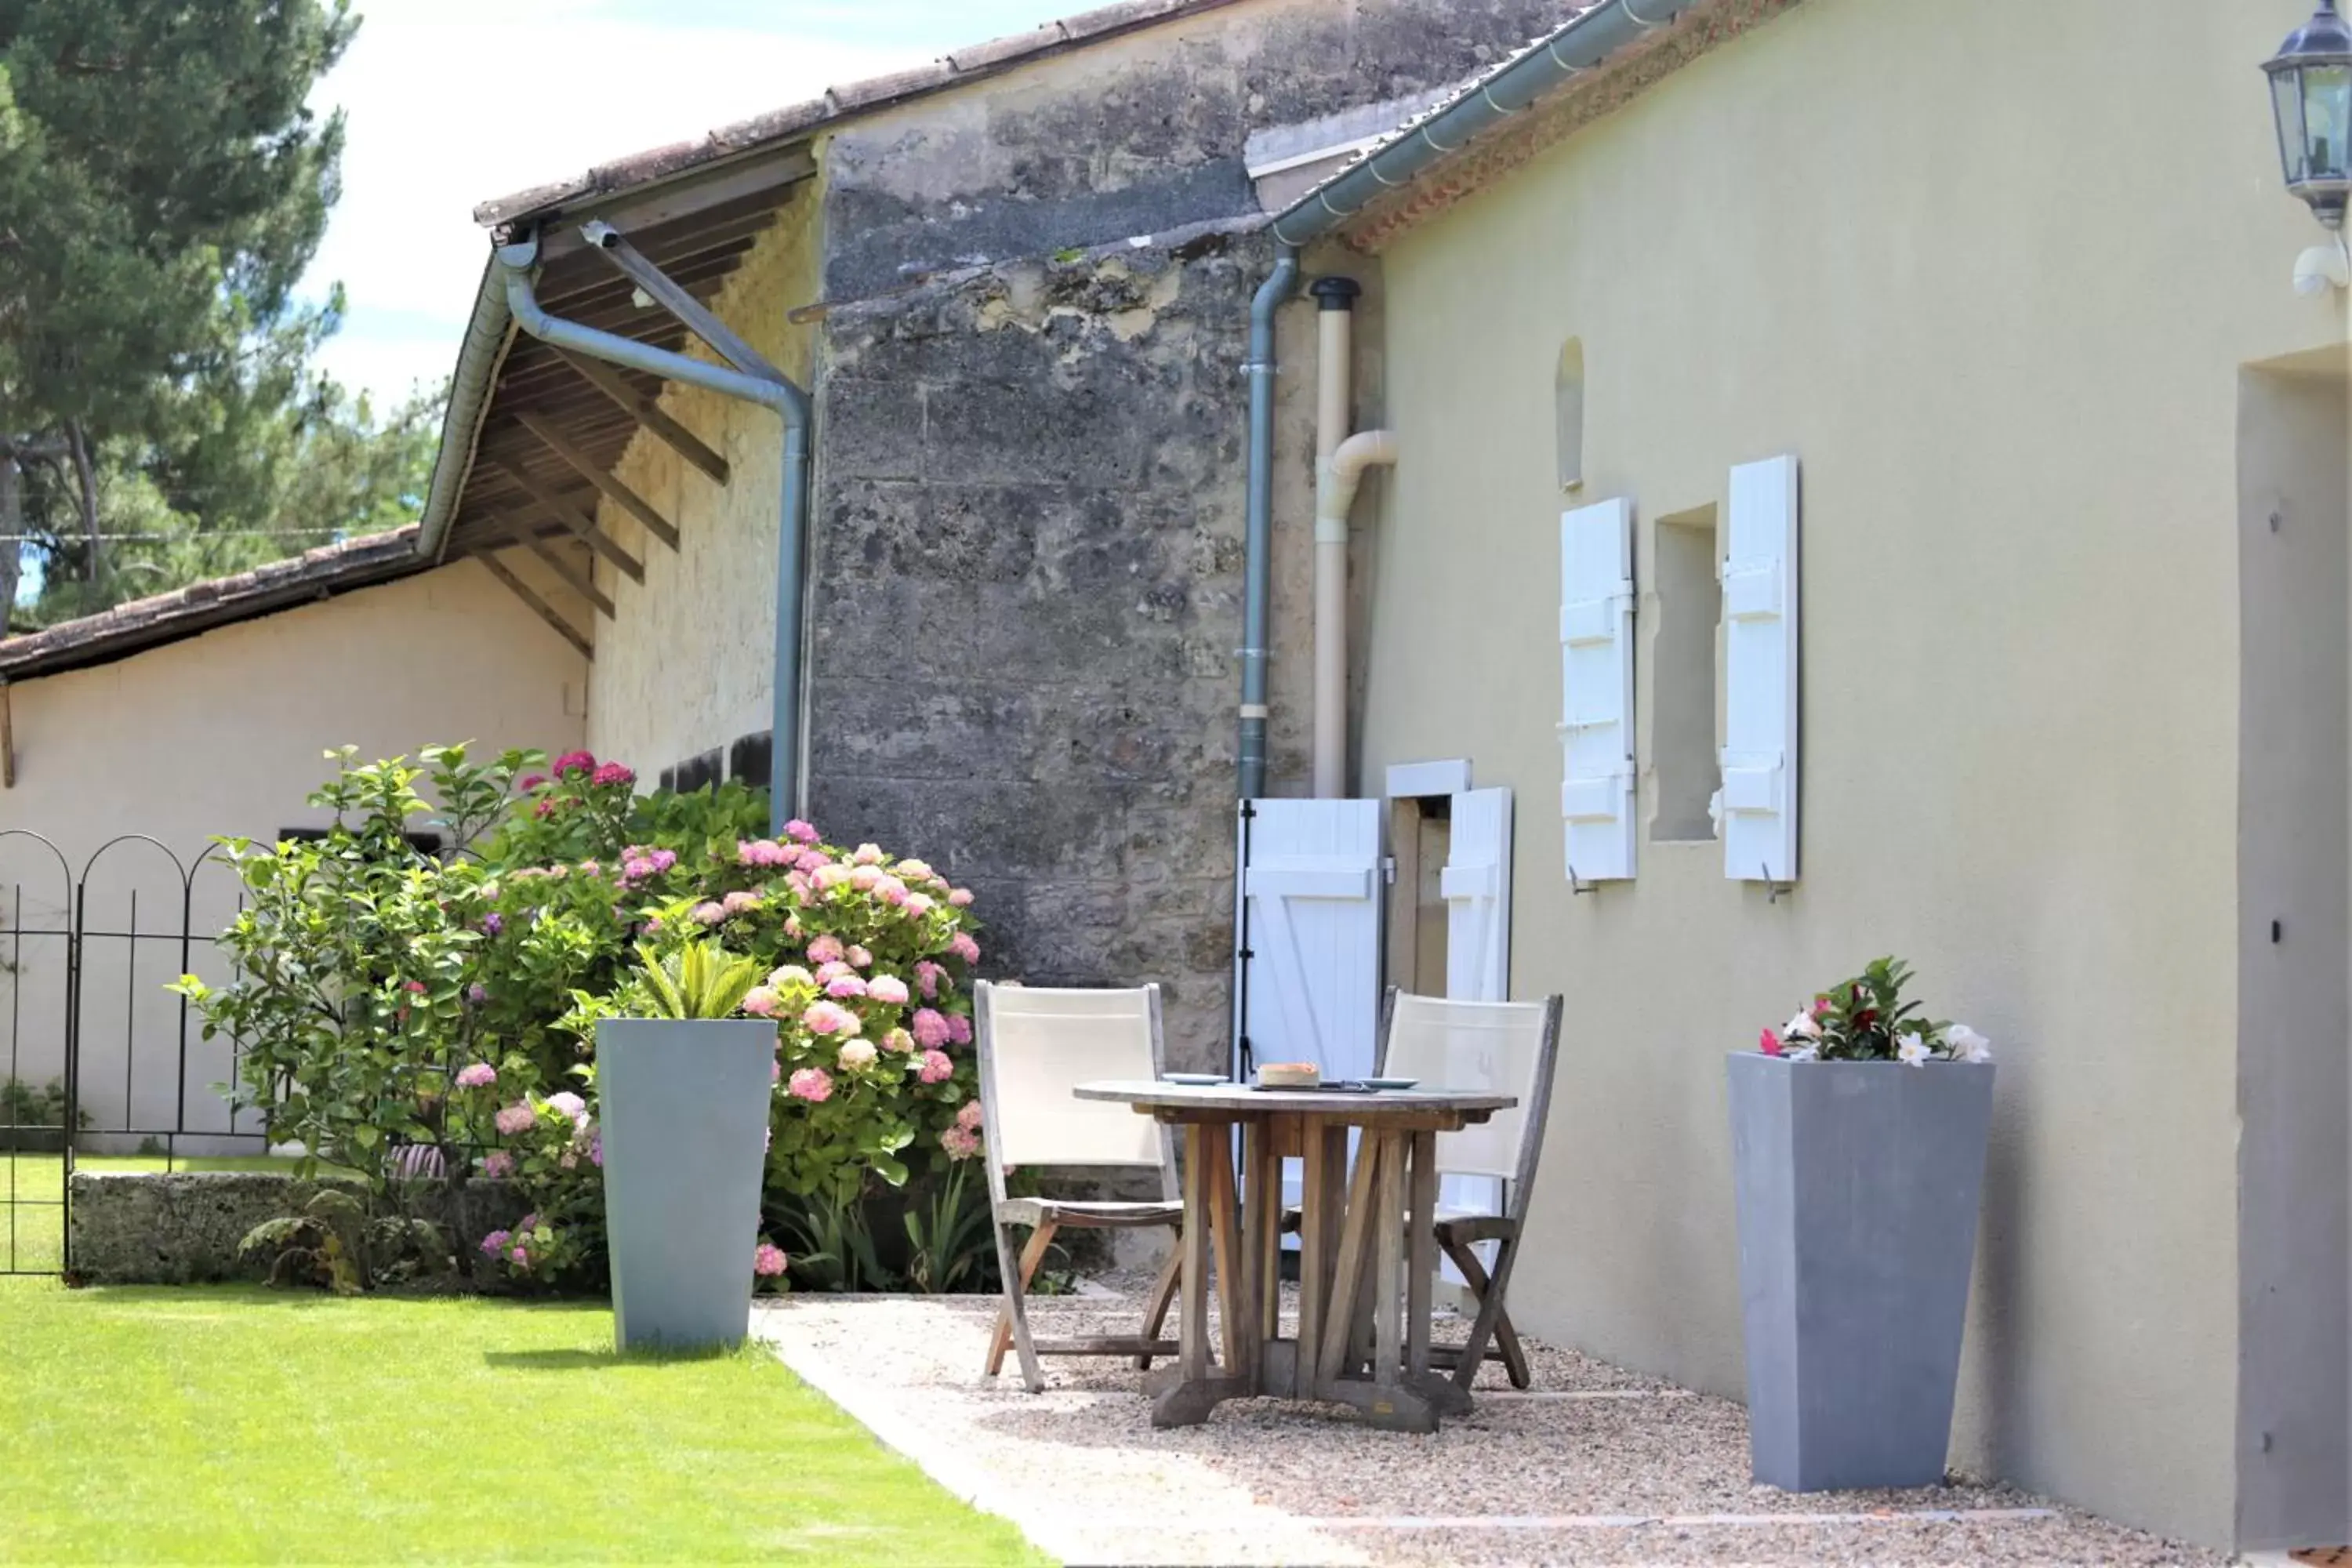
left=753, top=1242, right=789, bottom=1276
left=949, top=932, right=981, bottom=965
left=742, top=986, right=780, bottom=1018
left=737, top=839, right=791, bottom=869
left=592, top=761, right=635, bottom=787
left=478, top=1151, right=514, bottom=1179
left=788, top=1067, right=834, bottom=1103
left=558, top=1152, right=578, bottom=1171
left=768, top=964, right=814, bottom=990
left=722, top=890, right=761, bottom=915
left=848, top=865, right=883, bottom=893
left=915, top=961, right=944, bottom=1000
left=815, top=960, right=852, bottom=984
left=948, top=888, right=975, bottom=908
left=956, top=1099, right=985, bottom=1131
left=785, top=871, right=812, bottom=898
left=510, top=1246, right=531, bottom=1267
left=796, top=848, right=829, bottom=873
left=940, top=1126, right=980, bottom=1161
left=551, top=750, right=596, bottom=779
left=880, top=1027, right=915, bottom=1054
left=783, top=818, right=820, bottom=845
left=911, top=1007, right=952, bottom=1050
left=771, top=1058, right=781, bottom=1084
left=867, top=975, right=910, bottom=1006
left=875, top=877, right=908, bottom=906
left=806, top=935, right=845, bottom=966
left=811, top=864, right=850, bottom=891
left=479, top=1229, right=511, bottom=1255
left=650, top=849, right=677, bottom=874
left=918, top=1049, right=955, bottom=1085
left=903, top=893, right=935, bottom=917
left=482, top=913, right=503, bottom=935
left=546, top=1091, right=587, bottom=1123
left=826, top=975, right=868, bottom=1000
left=623, top=856, right=656, bottom=880
left=946, top=1013, right=972, bottom=1047
left=852, top=843, right=884, bottom=866
left=494, top=1102, right=535, bottom=1136
left=692, top=901, right=728, bottom=925
left=802, top=1000, right=862, bottom=1036
left=846, top=945, right=872, bottom=968
left=895, top=859, right=934, bottom=882
left=838, top=1039, right=878, bottom=1070
left=455, top=1062, right=497, bottom=1089
left=579, top=860, right=601, bottom=877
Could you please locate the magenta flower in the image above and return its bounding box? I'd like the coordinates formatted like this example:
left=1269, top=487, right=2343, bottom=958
left=917, top=1050, right=954, bottom=1085
left=479, top=1150, right=514, bottom=1179
left=482, top=913, right=504, bottom=936
left=956, top=1099, right=985, bottom=1131
left=516, top=774, right=546, bottom=793
left=494, top=1102, right=535, bottom=1136
left=623, top=856, right=656, bottom=880
left=949, top=932, right=981, bottom=965
left=754, top=1242, right=789, bottom=1276
left=509, top=1246, right=531, bottom=1266
left=551, top=750, right=596, bottom=779
left=455, top=1062, right=497, bottom=1090
left=911, top=1007, right=952, bottom=1050
left=946, top=1013, right=972, bottom=1047
left=788, top=1067, right=834, bottom=1103
left=591, top=761, right=635, bottom=787
left=825, top=975, right=868, bottom=1000
left=466, top=982, right=489, bottom=1006
left=649, top=849, right=677, bottom=874
left=479, top=1229, right=511, bottom=1256
left=915, top=961, right=944, bottom=1000
left=403, top=979, right=427, bottom=996
left=866, top=975, right=910, bottom=1006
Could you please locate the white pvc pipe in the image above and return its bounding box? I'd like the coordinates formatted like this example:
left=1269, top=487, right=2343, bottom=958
left=1314, top=426, right=1397, bottom=799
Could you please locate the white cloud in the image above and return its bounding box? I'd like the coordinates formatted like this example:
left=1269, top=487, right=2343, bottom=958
left=303, top=0, right=955, bottom=401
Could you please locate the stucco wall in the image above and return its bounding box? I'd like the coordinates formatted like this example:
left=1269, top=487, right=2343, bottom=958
left=0, top=565, right=584, bottom=1142
left=583, top=182, right=822, bottom=784
left=1352, top=0, right=2345, bottom=1546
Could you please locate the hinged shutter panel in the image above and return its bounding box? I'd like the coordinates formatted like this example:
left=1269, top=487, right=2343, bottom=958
left=1722, top=455, right=1799, bottom=884
left=1442, top=788, right=1512, bottom=1004
left=1242, top=799, right=1382, bottom=1082
left=1560, top=498, right=1635, bottom=883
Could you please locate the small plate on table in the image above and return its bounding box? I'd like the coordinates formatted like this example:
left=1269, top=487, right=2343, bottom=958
left=1361, top=1077, right=1419, bottom=1091
left=1161, top=1073, right=1229, bottom=1087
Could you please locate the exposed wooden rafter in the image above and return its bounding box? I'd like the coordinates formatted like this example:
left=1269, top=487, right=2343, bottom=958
left=515, top=410, right=681, bottom=553
left=495, top=458, right=645, bottom=583
left=483, top=513, right=617, bottom=619
left=552, top=349, right=730, bottom=485
left=475, top=555, right=593, bottom=662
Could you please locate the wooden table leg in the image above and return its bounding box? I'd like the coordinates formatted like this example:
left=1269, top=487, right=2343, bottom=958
left=1406, top=1128, right=1436, bottom=1380
left=1372, top=1128, right=1406, bottom=1394
left=1153, top=1120, right=1226, bottom=1427
left=1207, top=1128, right=1241, bottom=1372
left=1237, top=1116, right=1269, bottom=1387
left=1316, top=1127, right=1385, bottom=1389
left=1296, top=1115, right=1330, bottom=1382
left=1258, top=1115, right=1284, bottom=1347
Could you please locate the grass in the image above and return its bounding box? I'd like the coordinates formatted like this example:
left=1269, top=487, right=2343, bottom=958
left=0, top=1279, right=1048, bottom=1565
left=0, top=1153, right=318, bottom=1274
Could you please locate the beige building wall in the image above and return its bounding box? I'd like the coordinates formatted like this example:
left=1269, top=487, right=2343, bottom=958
left=0, top=564, right=585, bottom=1141
left=1352, top=0, right=2345, bottom=1546
left=583, top=181, right=822, bottom=780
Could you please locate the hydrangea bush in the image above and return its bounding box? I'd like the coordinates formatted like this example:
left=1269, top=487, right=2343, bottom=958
left=180, top=743, right=995, bottom=1295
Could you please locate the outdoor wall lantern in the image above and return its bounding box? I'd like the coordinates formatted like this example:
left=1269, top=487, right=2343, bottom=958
left=2267, top=0, right=2352, bottom=292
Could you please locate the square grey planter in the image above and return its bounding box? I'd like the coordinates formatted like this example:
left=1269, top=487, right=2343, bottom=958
left=597, top=1017, right=776, bottom=1352
left=1727, top=1053, right=1995, bottom=1492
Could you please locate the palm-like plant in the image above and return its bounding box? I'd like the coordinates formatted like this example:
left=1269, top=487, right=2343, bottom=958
left=636, top=942, right=764, bottom=1021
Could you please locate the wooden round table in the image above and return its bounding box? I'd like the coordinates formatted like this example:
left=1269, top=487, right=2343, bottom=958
left=1073, top=1080, right=1517, bottom=1432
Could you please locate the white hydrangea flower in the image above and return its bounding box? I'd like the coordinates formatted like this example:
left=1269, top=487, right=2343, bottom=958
left=1896, top=1032, right=1932, bottom=1067
left=1947, top=1024, right=1993, bottom=1065
left=1784, top=1011, right=1823, bottom=1040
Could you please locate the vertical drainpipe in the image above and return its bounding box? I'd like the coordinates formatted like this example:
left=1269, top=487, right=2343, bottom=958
left=1238, top=243, right=1301, bottom=801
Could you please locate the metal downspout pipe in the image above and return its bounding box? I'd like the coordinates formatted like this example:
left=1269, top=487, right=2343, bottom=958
left=495, top=234, right=814, bottom=836
left=1237, top=243, right=1301, bottom=802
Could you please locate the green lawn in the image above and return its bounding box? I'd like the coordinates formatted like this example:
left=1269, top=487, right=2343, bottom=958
left=1, top=1154, right=314, bottom=1274
left=0, top=1280, right=1046, bottom=1565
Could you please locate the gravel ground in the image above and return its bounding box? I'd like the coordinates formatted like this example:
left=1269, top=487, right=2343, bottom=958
left=751, top=1274, right=2228, bottom=1567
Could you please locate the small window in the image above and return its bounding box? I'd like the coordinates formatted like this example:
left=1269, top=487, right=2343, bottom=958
left=1651, top=506, right=1721, bottom=843
left=1555, top=338, right=1585, bottom=492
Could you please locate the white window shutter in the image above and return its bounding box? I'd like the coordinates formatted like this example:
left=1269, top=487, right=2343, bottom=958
left=1722, top=456, right=1799, bottom=884
left=1560, top=498, right=1635, bottom=884
left=1441, top=787, right=1513, bottom=1004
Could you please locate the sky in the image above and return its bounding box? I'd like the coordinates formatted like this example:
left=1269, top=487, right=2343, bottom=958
left=307, top=0, right=1073, bottom=407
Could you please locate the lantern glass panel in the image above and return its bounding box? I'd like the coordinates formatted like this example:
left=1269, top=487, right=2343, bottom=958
left=2278, top=68, right=2312, bottom=183
left=2305, top=63, right=2352, bottom=178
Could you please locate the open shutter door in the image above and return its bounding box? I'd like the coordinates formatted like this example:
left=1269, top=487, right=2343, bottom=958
left=1561, top=498, right=1635, bottom=884
left=1722, top=456, right=1799, bottom=884
left=1442, top=788, right=1512, bottom=1004
left=1439, top=788, right=1513, bottom=1281
left=1242, top=799, right=1382, bottom=1082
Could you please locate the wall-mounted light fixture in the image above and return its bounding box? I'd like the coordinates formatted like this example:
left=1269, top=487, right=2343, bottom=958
left=2265, top=1, right=2352, bottom=292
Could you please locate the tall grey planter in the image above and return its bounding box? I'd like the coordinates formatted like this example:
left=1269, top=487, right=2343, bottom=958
left=597, top=1018, right=775, bottom=1352
left=1727, top=1054, right=1995, bottom=1492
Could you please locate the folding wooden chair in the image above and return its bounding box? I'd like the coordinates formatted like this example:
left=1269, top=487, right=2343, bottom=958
left=1376, top=988, right=1564, bottom=1390
left=975, top=980, right=1186, bottom=1392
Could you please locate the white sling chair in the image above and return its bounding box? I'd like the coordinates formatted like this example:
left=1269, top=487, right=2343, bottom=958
left=1376, top=988, right=1564, bottom=1390
left=975, top=980, right=1185, bottom=1392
